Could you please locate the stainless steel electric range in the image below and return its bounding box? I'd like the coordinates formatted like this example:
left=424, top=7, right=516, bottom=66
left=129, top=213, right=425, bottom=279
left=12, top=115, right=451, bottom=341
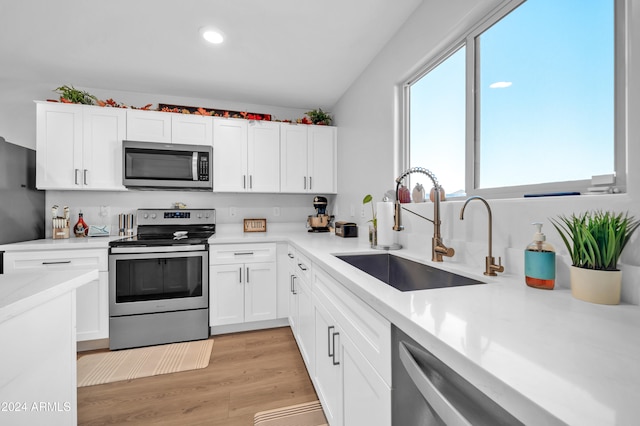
left=108, top=208, right=215, bottom=350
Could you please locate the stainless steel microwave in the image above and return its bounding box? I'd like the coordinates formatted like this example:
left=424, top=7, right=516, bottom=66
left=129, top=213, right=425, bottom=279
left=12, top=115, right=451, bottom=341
left=123, top=140, right=212, bottom=190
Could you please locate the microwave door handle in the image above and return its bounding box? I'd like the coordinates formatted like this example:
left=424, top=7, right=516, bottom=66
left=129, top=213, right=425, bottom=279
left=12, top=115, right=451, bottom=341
left=192, top=152, right=198, bottom=181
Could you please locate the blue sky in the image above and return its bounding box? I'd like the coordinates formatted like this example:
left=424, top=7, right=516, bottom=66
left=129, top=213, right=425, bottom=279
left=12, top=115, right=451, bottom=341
left=410, top=0, right=614, bottom=194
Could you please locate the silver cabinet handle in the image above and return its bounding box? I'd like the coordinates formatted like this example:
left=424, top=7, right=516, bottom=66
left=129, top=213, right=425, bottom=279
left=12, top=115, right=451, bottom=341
left=234, top=251, right=254, bottom=256
left=74, top=169, right=80, bottom=185
left=239, top=267, right=242, bottom=283
left=83, top=169, right=88, bottom=185
left=331, top=331, right=340, bottom=365
left=243, top=175, right=246, bottom=189
left=297, top=263, right=307, bottom=271
left=250, top=175, right=253, bottom=189
left=291, top=275, right=297, bottom=295
left=42, top=260, right=72, bottom=265
left=287, top=253, right=294, bottom=259
left=309, top=176, right=312, bottom=190
left=303, top=176, right=307, bottom=190
left=246, top=266, right=250, bottom=283
left=398, top=342, right=472, bottom=426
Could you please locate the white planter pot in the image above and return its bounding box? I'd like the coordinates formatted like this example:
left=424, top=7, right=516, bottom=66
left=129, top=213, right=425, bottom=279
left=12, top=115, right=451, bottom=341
left=570, top=266, right=622, bottom=305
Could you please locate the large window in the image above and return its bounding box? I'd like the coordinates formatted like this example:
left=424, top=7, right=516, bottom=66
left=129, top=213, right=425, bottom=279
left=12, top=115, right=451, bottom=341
left=407, top=0, right=623, bottom=198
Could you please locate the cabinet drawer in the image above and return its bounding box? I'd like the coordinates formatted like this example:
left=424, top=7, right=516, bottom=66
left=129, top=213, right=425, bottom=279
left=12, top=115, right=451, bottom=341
left=3, top=249, right=108, bottom=273
left=294, top=251, right=312, bottom=283
left=313, top=267, right=391, bottom=385
left=209, top=243, right=276, bottom=264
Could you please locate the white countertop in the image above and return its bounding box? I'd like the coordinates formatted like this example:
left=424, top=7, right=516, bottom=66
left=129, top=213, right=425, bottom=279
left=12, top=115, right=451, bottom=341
left=0, top=269, right=99, bottom=323
left=2, top=225, right=638, bottom=425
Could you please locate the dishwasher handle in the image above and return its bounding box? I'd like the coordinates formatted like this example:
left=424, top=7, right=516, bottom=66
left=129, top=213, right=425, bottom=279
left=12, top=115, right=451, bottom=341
left=398, top=341, right=472, bottom=426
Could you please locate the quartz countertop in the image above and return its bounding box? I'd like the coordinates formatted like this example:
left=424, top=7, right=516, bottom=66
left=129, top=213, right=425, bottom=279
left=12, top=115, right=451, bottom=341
left=0, top=269, right=99, bottom=323
left=1, top=224, right=638, bottom=425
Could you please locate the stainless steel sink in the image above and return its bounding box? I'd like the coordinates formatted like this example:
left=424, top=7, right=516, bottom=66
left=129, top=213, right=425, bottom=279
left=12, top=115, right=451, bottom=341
left=335, top=253, right=485, bottom=292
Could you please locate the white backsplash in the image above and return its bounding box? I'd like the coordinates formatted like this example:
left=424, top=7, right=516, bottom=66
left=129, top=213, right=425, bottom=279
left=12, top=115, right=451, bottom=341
left=45, top=190, right=335, bottom=237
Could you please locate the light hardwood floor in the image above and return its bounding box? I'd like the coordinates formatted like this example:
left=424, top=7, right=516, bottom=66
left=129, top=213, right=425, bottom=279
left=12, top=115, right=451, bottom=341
left=77, top=327, right=318, bottom=425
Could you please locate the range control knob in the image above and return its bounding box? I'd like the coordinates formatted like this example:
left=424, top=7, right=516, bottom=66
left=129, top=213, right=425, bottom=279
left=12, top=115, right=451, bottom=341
left=151, top=213, right=157, bottom=219
left=143, top=213, right=149, bottom=219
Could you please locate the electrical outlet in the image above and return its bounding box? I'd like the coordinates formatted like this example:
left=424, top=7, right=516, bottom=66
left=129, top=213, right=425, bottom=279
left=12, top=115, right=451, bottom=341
left=99, top=205, right=110, bottom=217
left=273, top=207, right=280, bottom=217
left=229, top=206, right=237, bottom=217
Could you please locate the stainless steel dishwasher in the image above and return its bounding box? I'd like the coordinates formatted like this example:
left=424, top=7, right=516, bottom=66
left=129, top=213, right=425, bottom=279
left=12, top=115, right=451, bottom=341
left=392, top=326, right=523, bottom=426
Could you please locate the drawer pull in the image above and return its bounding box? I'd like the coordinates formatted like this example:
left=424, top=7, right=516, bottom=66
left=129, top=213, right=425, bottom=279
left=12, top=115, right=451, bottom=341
left=287, top=253, right=294, bottom=259
left=297, top=263, right=308, bottom=271
left=234, top=252, right=254, bottom=256
left=42, top=260, right=72, bottom=265
left=291, top=275, right=297, bottom=295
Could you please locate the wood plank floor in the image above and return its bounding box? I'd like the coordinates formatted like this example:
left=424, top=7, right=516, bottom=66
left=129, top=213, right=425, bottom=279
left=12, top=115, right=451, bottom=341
left=77, top=327, right=318, bottom=425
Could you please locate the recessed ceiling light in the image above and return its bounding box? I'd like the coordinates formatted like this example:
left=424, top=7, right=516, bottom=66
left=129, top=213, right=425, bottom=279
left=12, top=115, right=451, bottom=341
left=200, top=27, right=224, bottom=44
left=489, top=81, right=512, bottom=89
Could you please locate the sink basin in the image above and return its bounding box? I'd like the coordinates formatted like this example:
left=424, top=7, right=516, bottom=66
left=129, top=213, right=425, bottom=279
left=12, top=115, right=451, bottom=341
left=335, top=253, right=484, bottom=292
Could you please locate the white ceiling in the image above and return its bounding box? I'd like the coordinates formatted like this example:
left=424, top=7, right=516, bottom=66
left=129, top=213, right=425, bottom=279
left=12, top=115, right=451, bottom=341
left=0, top=0, right=423, bottom=109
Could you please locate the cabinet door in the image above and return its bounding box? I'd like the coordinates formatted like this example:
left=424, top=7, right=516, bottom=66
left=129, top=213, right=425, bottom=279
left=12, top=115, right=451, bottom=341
left=213, top=118, right=248, bottom=192
left=342, top=332, right=391, bottom=426
left=296, top=276, right=315, bottom=375
left=314, top=299, right=343, bottom=426
left=76, top=271, right=109, bottom=341
left=280, top=124, right=308, bottom=192
left=172, top=114, right=213, bottom=146
left=308, top=125, right=337, bottom=193
left=210, top=264, right=244, bottom=326
left=244, top=262, right=277, bottom=322
left=36, top=102, right=83, bottom=189
left=82, top=106, right=127, bottom=190
left=247, top=121, right=280, bottom=192
left=126, top=110, right=172, bottom=142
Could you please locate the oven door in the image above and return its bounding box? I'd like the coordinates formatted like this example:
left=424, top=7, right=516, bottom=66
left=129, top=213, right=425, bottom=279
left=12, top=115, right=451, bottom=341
left=109, top=248, right=208, bottom=317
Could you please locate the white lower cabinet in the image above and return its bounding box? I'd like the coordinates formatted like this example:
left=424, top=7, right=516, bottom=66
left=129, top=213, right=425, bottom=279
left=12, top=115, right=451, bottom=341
left=2, top=249, right=109, bottom=342
left=209, top=243, right=277, bottom=326
left=311, top=267, right=391, bottom=426
left=296, top=272, right=315, bottom=374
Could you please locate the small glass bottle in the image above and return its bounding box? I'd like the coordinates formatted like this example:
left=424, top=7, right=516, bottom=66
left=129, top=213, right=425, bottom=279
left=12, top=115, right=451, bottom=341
left=524, top=222, right=555, bottom=289
left=73, top=212, right=89, bottom=237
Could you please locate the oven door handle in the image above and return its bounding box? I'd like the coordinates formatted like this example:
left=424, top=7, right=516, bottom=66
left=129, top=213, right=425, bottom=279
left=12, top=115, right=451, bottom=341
left=110, top=244, right=207, bottom=254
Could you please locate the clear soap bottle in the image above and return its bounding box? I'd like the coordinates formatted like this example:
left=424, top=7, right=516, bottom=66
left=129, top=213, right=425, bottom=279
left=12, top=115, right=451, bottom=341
left=524, top=222, right=555, bottom=289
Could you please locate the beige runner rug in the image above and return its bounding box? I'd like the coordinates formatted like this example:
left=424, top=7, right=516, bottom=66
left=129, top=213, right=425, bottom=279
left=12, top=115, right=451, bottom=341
left=254, top=401, right=328, bottom=426
left=77, top=339, right=213, bottom=387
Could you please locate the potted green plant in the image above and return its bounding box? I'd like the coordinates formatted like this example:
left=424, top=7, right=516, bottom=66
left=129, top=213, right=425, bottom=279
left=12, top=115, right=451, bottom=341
left=550, top=211, right=639, bottom=304
left=363, top=194, right=377, bottom=246
left=305, top=108, right=332, bottom=125
left=54, top=85, right=97, bottom=105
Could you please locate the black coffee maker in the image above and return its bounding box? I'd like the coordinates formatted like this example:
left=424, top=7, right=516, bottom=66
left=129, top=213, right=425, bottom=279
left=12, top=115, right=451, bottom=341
left=307, top=196, right=333, bottom=232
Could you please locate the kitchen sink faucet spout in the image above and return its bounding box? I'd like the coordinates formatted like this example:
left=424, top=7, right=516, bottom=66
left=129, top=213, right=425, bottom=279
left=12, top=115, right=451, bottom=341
left=459, top=196, right=504, bottom=276
left=393, top=167, right=454, bottom=262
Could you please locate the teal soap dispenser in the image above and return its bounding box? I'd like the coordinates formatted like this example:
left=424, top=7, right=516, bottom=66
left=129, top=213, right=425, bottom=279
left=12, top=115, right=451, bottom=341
left=524, top=222, right=556, bottom=289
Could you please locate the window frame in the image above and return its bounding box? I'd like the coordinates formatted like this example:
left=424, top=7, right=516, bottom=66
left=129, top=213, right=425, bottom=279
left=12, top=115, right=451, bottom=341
left=402, top=0, right=627, bottom=199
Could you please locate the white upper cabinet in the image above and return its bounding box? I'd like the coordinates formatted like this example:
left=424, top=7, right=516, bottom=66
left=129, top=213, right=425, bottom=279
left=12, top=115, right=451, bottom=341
left=126, top=109, right=171, bottom=142
left=213, top=118, right=280, bottom=192
left=36, top=102, right=126, bottom=190
left=171, top=114, right=213, bottom=146
left=213, top=118, right=248, bottom=192
left=280, top=123, right=337, bottom=193
left=247, top=121, right=280, bottom=192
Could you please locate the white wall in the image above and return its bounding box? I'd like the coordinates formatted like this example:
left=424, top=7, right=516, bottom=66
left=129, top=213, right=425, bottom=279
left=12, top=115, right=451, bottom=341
left=332, top=0, right=640, bottom=304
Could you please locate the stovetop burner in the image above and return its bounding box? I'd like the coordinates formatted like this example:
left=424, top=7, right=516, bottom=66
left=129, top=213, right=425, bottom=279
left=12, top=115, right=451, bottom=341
left=109, top=208, right=216, bottom=248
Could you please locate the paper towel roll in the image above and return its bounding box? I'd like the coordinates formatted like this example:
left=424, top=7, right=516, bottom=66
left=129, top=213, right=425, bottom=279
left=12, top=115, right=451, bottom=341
left=376, top=201, right=394, bottom=247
